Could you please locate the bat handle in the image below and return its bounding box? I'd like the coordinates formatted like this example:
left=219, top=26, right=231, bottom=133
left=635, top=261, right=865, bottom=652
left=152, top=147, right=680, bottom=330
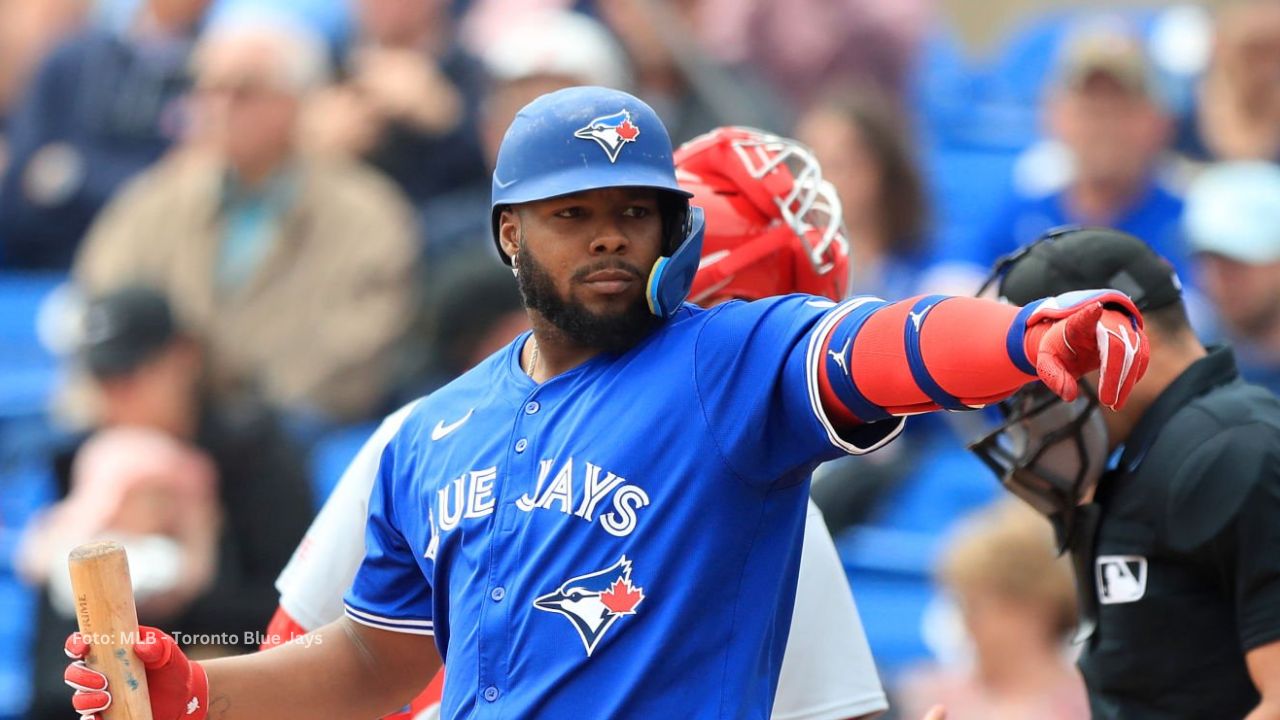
left=68, top=541, right=155, bottom=720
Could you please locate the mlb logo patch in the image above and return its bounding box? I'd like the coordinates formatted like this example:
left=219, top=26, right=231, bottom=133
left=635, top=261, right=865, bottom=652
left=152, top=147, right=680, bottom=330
left=1095, top=555, right=1147, bottom=604
left=575, top=110, right=641, bottom=163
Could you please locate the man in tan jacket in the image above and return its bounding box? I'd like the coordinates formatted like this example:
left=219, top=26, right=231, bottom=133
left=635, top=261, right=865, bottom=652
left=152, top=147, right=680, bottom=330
left=75, top=13, right=418, bottom=423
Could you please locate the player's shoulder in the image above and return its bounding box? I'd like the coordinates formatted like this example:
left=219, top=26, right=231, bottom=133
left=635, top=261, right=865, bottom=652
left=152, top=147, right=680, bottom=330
left=687, top=293, right=883, bottom=343
left=688, top=293, right=862, bottom=323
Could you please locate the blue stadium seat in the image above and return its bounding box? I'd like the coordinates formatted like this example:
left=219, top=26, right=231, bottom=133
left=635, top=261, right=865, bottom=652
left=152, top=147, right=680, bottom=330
left=921, top=143, right=1021, bottom=266
left=95, top=0, right=354, bottom=45
left=0, top=416, right=61, bottom=720
left=0, top=573, right=36, bottom=720
left=838, top=525, right=939, bottom=678
left=871, top=444, right=999, bottom=534
left=912, top=24, right=1038, bottom=153
left=0, top=272, right=69, bottom=718
left=990, top=8, right=1162, bottom=109
left=0, top=272, right=67, bottom=421
left=836, top=442, right=1001, bottom=678
left=910, top=26, right=983, bottom=147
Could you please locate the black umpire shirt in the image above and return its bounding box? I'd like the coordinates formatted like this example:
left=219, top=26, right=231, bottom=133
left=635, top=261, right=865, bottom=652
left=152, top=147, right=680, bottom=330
left=1076, top=346, right=1280, bottom=719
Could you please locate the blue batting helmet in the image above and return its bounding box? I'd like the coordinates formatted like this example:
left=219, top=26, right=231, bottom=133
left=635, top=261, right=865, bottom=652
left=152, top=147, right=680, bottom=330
left=490, top=86, right=704, bottom=318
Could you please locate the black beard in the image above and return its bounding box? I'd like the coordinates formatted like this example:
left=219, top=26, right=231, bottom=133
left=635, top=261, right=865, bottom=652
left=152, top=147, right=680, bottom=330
left=517, top=248, right=660, bottom=354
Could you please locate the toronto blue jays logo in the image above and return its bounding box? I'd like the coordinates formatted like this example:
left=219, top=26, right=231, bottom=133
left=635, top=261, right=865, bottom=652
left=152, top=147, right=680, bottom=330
left=574, top=110, right=641, bottom=163
left=533, top=556, right=646, bottom=656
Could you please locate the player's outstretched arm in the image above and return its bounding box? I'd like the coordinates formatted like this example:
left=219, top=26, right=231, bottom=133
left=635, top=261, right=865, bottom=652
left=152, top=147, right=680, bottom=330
left=816, top=290, right=1148, bottom=426
left=66, top=618, right=440, bottom=720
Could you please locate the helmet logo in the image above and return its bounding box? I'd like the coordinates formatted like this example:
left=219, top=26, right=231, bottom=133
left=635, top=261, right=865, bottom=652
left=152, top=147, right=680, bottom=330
left=574, top=110, right=640, bottom=163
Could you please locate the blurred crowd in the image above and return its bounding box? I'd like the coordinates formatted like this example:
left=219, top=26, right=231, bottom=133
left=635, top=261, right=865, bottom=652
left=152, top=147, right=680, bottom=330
left=1, top=0, right=1279, bottom=718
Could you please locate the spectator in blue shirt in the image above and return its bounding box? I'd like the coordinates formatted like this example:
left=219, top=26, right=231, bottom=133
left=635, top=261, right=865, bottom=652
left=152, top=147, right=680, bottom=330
left=972, top=28, right=1191, bottom=281
left=0, top=0, right=210, bottom=269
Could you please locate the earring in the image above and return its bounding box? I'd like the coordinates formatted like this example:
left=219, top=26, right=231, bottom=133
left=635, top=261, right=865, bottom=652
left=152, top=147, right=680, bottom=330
left=511, top=252, right=519, bottom=277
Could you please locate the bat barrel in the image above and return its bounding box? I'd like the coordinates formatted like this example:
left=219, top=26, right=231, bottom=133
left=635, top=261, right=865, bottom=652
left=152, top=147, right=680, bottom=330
left=68, top=541, right=154, bottom=720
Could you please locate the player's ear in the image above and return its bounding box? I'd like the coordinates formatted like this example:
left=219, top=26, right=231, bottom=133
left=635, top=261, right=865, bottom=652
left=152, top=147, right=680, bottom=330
left=498, top=206, right=521, bottom=261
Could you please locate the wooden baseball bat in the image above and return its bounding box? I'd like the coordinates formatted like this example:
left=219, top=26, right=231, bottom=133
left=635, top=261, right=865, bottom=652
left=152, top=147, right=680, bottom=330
left=68, top=541, right=154, bottom=720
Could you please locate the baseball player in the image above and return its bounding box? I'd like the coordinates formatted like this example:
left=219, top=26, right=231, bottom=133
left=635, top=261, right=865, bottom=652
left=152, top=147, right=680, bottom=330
left=262, top=126, right=892, bottom=720
left=64, top=86, right=1148, bottom=720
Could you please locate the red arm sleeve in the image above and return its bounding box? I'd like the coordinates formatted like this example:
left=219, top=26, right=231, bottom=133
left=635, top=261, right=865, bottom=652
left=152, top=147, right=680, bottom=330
left=818, top=295, right=1051, bottom=425
left=262, top=606, right=309, bottom=649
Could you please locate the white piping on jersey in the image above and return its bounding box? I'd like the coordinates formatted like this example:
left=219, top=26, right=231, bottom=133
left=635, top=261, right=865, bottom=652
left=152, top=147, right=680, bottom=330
left=344, top=603, right=435, bottom=636
left=803, top=296, right=905, bottom=455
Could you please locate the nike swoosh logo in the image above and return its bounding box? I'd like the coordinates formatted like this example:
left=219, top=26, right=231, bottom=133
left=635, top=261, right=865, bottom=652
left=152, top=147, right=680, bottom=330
left=431, top=409, right=474, bottom=441
left=494, top=176, right=517, bottom=189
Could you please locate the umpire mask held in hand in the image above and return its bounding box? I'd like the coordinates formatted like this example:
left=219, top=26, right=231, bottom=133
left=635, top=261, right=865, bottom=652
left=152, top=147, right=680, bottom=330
left=970, top=381, right=1109, bottom=550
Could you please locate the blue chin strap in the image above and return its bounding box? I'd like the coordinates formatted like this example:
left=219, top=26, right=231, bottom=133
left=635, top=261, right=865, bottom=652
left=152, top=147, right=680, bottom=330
left=646, top=206, right=705, bottom=318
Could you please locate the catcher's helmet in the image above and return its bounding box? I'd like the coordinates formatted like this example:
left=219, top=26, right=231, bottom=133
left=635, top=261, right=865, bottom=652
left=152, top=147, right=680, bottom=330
left=674, top=127, right=849, bottom=304
left=970, top=380, right=1109, bottom=553
left=490, top=86, right=703, bottom=318
left=969, top=227, right=1178, bottom=551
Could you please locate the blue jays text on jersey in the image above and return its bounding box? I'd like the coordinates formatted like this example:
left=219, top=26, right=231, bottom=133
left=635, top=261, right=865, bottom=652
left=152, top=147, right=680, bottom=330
left=344, top=295, right=903, bottom=719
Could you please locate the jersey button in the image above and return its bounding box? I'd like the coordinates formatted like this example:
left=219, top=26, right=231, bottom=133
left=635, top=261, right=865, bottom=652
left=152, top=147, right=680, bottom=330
left=491, top=586, right=506, bottom=602
left=483, top=686, right=500, bottom=702
left=514, top=438, right=528, bottom=453
left=524, top=401, right=540, bottom=415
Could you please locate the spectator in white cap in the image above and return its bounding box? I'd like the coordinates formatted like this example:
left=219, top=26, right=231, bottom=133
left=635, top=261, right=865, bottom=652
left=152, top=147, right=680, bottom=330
left=480, top=10, right=631, bottom=164
left=482, top=9, right=631, bottom=91
left=1186, top=161, right=1280, bottom=394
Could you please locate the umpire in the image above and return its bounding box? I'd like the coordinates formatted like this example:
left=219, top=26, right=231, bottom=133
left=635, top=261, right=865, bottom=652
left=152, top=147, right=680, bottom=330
left=971, top=227, right=1280, bottom=719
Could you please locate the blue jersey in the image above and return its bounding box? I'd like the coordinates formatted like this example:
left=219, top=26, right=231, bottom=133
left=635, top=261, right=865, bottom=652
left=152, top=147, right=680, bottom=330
left=344, top=295, right=903, bottom=718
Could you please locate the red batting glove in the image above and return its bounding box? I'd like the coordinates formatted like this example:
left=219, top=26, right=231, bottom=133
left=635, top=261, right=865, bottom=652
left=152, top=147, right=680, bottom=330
left=65, top=627, right=209, bottom=720
left=1024, top=289, right=1151, bottom=410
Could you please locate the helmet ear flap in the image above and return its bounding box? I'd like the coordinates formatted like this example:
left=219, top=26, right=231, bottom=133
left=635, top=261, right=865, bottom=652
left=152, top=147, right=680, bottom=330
left=646, top=206, right=705, bottom=317
left=658, top=194, right=691, bottom=257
